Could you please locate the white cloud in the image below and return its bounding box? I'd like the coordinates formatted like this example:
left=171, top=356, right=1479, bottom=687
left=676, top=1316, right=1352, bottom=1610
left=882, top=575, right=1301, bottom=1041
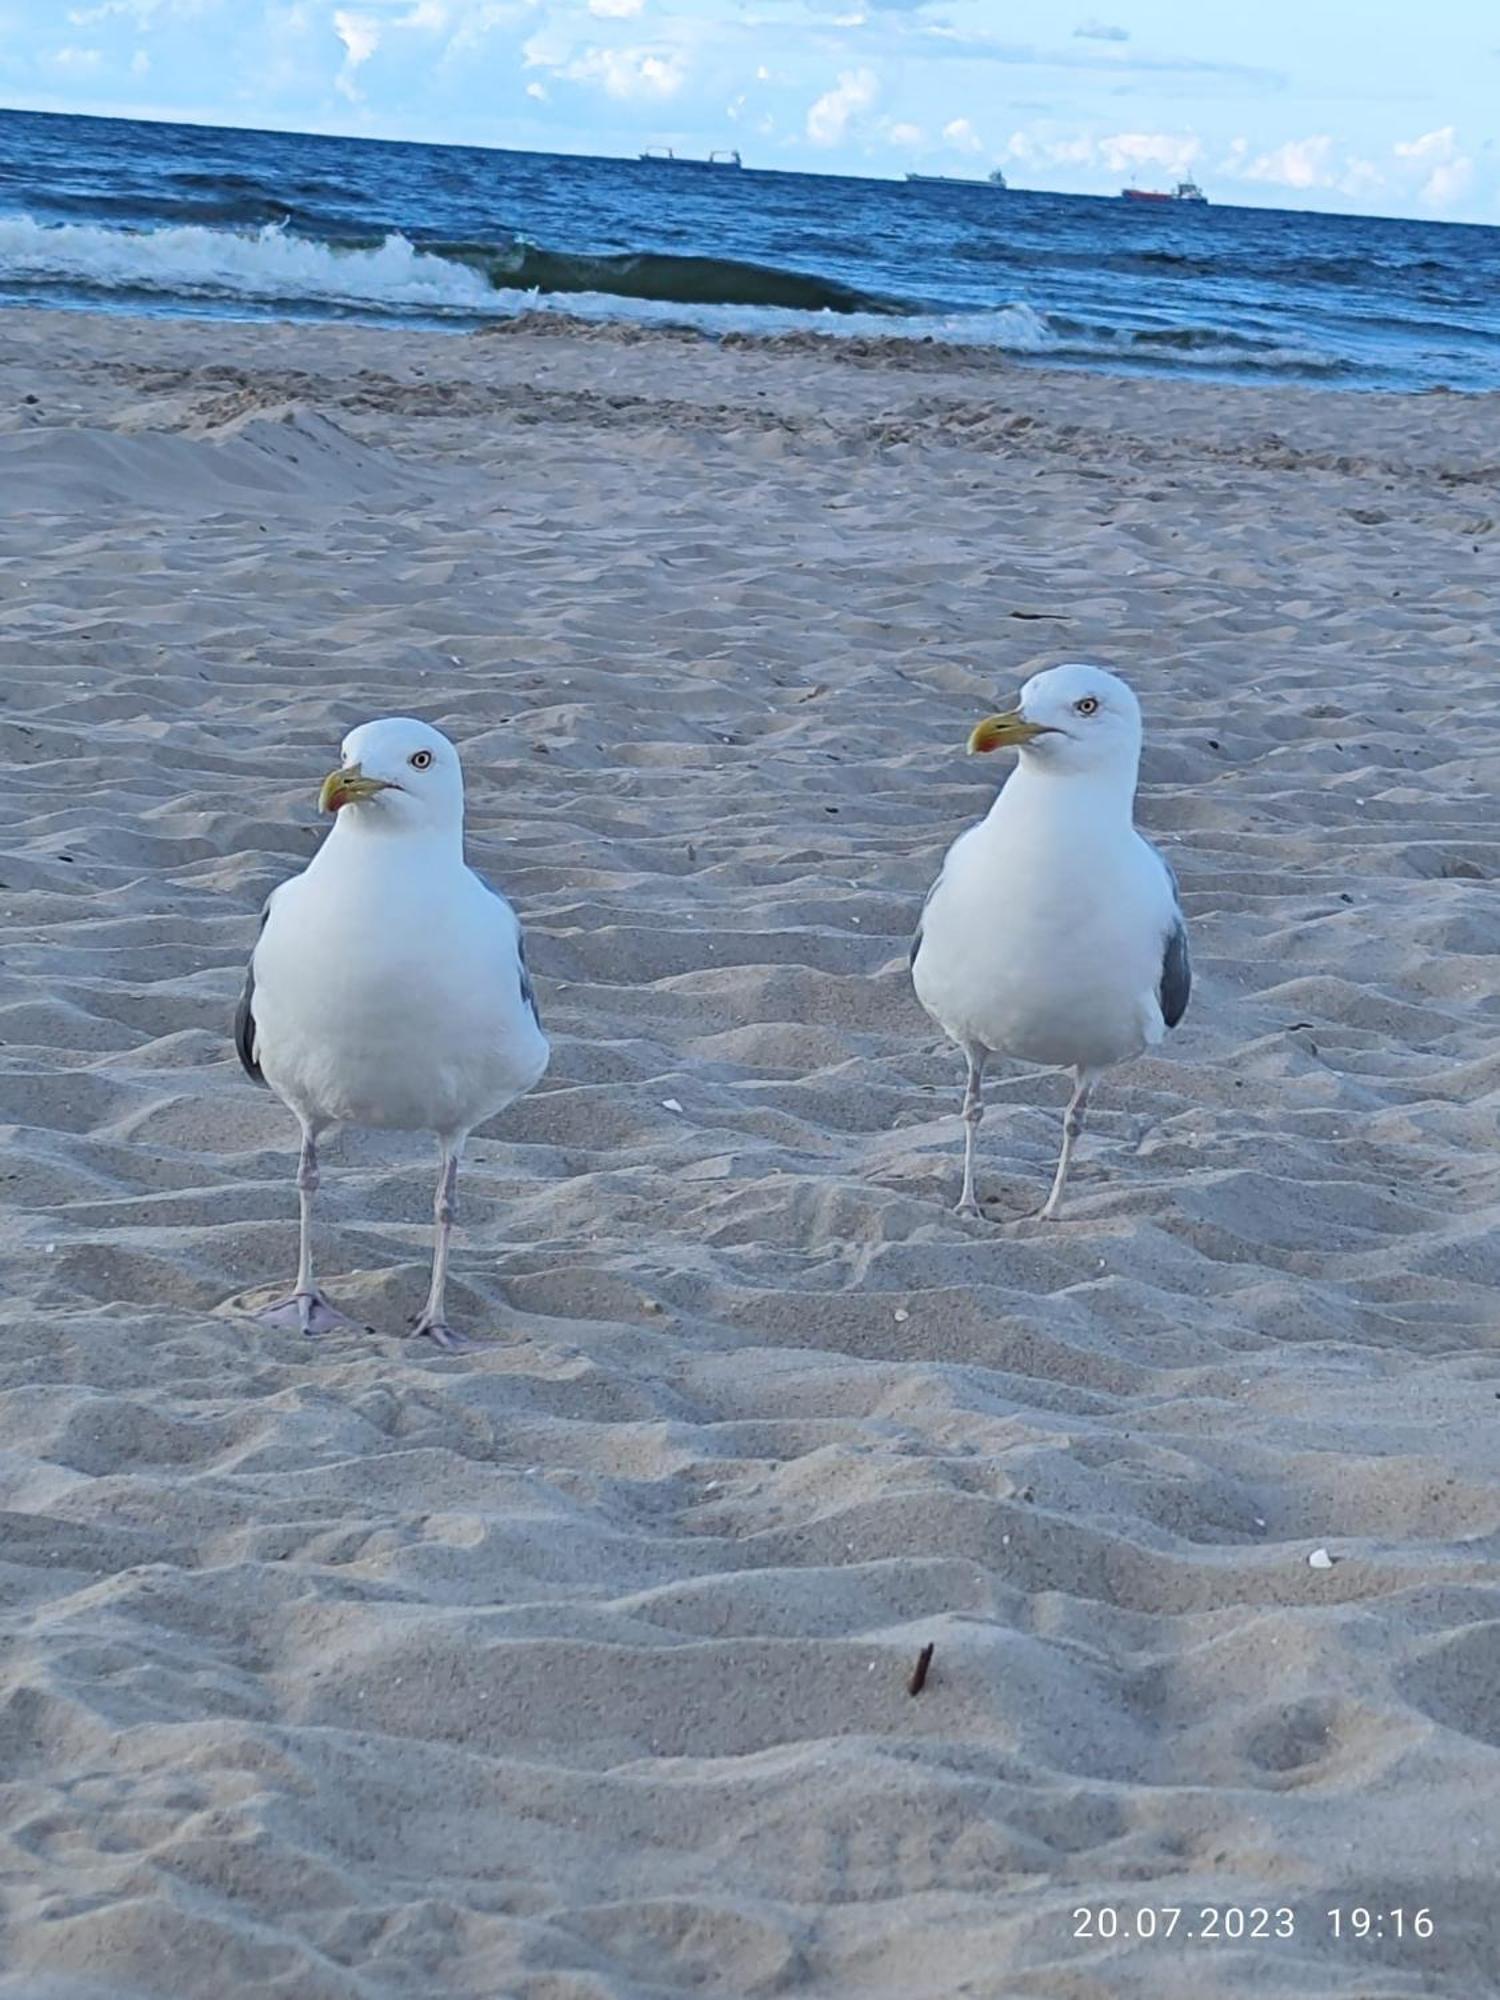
left=1221, top=132, right=1388, bottom=202
left=587, top=0, right=643, bottom=15
left=1338, top=157, right=1383, bottom=199
left=888, top=120, right=922, bottom=146
left=1096, top=129, right=1200, bottom=178
left=131, top=46, right=150, bottom=72
left=553, top=44, right=686, bottom=100
left=67, top=0, right=213, bottom=23
left=1004, top=126, right=1192, bottom=179
left=1240, top=135, right=1334, bottom=190
left=806, top=66, right=878, bottom=146
left=333, top=8, right=380, bottom=98
left=1243, top=137, right=1325, bottom=188
left=1037, top=134, right=1095, bottom=166
left=1074, top=17, right=1128, bottom=39
left=943, top=115, right=982, bottom=154
left=1394, top=126, right=1473, bottom=208
left=443, top=2, right=533, bottom=57
left=526, top=79, right=546, bottom=98
left=48, top=44, right=104, bottom=69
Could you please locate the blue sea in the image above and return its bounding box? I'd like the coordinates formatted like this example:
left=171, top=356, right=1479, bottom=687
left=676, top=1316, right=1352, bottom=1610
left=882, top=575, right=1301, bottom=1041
left=3, top=105, right=1500, bottom=392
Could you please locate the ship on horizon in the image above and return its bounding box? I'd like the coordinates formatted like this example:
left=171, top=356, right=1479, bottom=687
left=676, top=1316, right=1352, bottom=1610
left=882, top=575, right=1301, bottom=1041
left=639, top=147, right=742, bottom=169
left=905, top=167, right=1008, bottom=189
left=1121, top=180, right=1207, bottom=204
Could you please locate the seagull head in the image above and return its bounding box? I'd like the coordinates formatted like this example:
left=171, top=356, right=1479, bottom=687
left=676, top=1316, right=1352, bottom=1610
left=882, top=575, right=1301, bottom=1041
left=319, top=717, right=465, bottom=835
left=968, top=664, right=1143, bottom=780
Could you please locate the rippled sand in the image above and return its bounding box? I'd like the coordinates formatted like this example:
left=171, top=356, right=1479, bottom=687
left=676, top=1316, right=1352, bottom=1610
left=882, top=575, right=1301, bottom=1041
left=1, top=307, right=1498, bottom=1999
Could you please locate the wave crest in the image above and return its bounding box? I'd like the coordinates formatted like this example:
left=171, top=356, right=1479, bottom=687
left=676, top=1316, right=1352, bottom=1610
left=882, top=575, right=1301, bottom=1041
left=0, top=212, right=1354, bottom=380
left=0, top=213, right=903, bottom=319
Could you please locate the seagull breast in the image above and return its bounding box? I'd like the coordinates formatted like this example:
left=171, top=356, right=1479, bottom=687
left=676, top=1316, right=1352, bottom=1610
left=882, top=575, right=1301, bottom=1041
left=250, top=838, right=547, bottom=1137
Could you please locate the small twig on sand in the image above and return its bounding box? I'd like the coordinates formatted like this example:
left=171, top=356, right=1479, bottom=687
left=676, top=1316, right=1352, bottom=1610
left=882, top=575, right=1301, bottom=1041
left=907, top=1641, right=936, bottom=1696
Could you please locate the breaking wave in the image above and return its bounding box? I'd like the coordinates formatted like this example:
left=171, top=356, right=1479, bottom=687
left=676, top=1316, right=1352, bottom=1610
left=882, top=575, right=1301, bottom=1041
left=0, top=213, right=904, bottom=319
left=0, top=212, right=1356, bottom=378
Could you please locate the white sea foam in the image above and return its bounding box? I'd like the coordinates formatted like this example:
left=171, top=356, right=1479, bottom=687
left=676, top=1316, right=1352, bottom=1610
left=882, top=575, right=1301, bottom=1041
left=0, top=214, right=1342, bottom=375
left=0, top=214, right=499, bottom=314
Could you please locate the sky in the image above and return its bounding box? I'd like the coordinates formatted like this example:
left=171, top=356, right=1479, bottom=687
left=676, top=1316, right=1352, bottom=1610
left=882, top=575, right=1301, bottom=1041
left=3, top=0, right=1498, bottom=222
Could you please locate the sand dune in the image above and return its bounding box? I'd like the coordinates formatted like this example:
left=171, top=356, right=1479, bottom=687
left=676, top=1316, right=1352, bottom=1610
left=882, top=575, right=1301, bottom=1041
left=1, top=306, right=1498, bottom=1997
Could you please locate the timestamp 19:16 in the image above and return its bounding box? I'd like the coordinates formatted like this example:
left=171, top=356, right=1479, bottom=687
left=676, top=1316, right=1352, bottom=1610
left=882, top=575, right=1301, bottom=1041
left=1327, top=1909, right=1434, bottom=1940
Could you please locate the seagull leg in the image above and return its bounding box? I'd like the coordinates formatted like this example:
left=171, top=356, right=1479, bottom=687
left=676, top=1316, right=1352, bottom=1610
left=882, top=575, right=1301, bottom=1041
left=409, top=1141, right=472, bottom=1351
left=254, top=1126, right=367, bottom=1336
left=1039, top=1069, right=1093, bottom=1221
left=956, top=1045, right=987, bottom=1218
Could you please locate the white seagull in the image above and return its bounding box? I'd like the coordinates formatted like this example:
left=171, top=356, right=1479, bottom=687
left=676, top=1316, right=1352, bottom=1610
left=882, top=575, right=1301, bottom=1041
left=234, top=717, right=548, bottom=1347
left=910, top=663, right=1189, bottom=1220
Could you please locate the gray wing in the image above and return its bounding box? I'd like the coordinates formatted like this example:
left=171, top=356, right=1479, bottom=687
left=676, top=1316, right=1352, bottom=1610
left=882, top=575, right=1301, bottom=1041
left=234, top=903, right=270, bottom=1085
left=1153, top=849, right=1191, bottom=1030
left=1159, top=917, right=1191, bottom=1029
left=909, top=869, right=942, bottom=972
left=516, top=927, right=541, bottom=1031
left=471, top=866, right=542, bottom=1030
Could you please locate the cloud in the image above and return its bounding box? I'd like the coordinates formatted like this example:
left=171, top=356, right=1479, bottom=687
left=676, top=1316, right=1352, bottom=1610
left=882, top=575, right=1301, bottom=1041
left=943, top=115, right=982, bottom=154
left=1002, top=125, right=1198, bottom=181
left=1240, top=134, right=1334, bottom=190
left=327, top=0, right=451, bottom=98
left=1096, top=128, right=1200, bottom=177
left=1338, top=158, right=1383, bottom=199
left=587, top=0, right=643, bottom=15
left=1394, top=126, right=1473, bottom=208
left=552, top=44, right=686, bottom=100
left=1008, top=129, right=1094, bottom=167
left=887, top=119, right=922, bottom=146
left=47, top=43, right=103, bottom=69
left=1219, top=133, right=1388, bottom=202
left=1074, top=18, right=1128, bottom=39
left=920, top=26, right=1281, bottom=90
left=66, top=0, right=215, bottom=23
left=805, top=65, right=877, bottom=145
left=441, top=2, right=533, bottom=58
left=332, top=7, right=380, bottom=98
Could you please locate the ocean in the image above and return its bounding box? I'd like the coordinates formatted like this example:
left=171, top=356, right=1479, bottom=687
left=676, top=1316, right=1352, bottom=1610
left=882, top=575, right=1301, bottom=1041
left=3, top=105, right=1499, bottom=393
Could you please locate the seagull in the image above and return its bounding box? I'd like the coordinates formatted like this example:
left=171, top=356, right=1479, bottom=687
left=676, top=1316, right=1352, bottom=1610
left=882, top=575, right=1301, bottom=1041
left=910, top=663, right=1189, bottom=1220
left=234, top=717, right=548, bottom=1348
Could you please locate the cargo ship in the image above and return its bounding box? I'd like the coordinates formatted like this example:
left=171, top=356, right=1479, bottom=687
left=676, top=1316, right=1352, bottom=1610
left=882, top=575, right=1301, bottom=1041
left=639, top=148, right=742, bottom=168
left=906, top=168, right=1008, bottom=188
left=1121, top=180, right=1207, bottom=204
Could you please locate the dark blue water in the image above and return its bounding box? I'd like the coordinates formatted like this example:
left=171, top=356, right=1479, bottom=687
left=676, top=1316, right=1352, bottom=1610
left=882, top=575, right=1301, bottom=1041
left=3, top=105, right=1500, bottom=391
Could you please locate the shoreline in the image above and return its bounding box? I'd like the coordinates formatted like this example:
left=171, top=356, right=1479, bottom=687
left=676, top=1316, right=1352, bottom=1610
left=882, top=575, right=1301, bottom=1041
left=6, top=300, right=1500, bottom=448
left=2, top=291, right=1477, bottom=394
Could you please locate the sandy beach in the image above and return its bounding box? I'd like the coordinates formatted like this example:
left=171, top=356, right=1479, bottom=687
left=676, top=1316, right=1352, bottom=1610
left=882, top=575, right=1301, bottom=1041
left=3, top=305, right=1500, bottom=1998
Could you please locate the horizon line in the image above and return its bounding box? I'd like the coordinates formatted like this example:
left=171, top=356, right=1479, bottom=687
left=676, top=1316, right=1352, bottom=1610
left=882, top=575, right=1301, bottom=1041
left=0, top=97, right=1489, bottom=233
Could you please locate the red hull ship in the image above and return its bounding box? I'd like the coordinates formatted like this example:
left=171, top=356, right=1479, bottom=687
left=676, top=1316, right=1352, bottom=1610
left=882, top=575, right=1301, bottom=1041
left=1122, top=180, right=1206, bottom=204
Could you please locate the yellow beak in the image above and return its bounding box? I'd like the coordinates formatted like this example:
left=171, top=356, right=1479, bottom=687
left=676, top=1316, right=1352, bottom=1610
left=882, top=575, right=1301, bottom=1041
left=318, top=763, right=392, bottom=813
left=967, top=709, right=1054, bottom=755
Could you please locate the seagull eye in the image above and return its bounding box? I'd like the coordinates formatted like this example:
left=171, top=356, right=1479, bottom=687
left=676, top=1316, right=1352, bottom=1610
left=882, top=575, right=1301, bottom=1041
left=1074, top=697, right=1100, bottom=716
left=409, top=749, right=434, bottom=770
